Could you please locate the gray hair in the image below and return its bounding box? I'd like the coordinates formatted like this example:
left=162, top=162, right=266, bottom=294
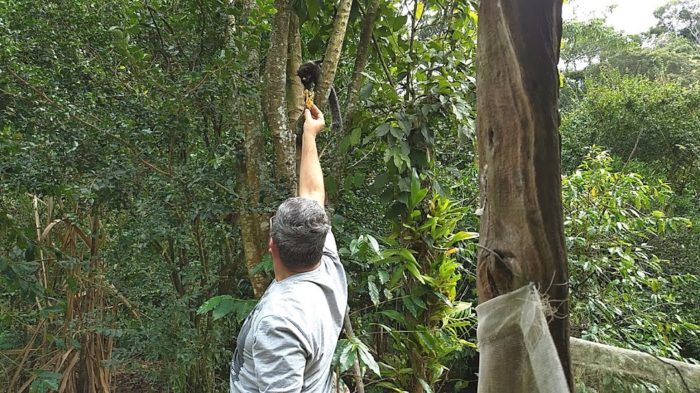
left=271, top=197, right=330, bottom=270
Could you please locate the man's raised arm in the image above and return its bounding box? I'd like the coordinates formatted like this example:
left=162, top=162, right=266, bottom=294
left=298, top=105, right=325, bottom=206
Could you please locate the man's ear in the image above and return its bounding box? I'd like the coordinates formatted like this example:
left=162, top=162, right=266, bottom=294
left=268, top=237, right=274, bottom=253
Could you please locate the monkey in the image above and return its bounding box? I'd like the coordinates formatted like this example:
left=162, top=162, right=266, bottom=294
left=297, top=60, right=342, bottom=134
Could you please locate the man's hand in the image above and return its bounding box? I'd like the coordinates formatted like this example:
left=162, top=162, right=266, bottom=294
left=303, top=105, right=325, bottom=138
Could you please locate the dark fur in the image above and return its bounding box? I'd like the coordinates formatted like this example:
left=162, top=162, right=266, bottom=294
left=297, top=60, right=342, bottom=133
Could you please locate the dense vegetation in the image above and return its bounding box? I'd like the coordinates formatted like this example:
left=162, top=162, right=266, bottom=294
left=1, top=0, right=698, bottom=392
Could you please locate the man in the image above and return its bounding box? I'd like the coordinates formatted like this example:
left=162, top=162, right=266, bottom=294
left=230, top=105, right=348, bottom=392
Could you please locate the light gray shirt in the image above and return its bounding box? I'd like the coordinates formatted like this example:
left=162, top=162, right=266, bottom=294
left=230, top=231, right=347, bottom=392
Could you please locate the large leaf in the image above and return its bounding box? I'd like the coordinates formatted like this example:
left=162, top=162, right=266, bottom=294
left=30, top=370, right=61, bottom=393
left=408, top=169, right=428, bottom=211
left=197, top=296, right=257, bottom=322
left=406, top=260, right=425, bottom=284
left=251, top=254, right=273, bottom=275
left=368, top=279, right=380, bottom=306
left=357, top=341, right=381, bottom=376
left=338, top=340, right=357, bottom=373
left=379, top=309, right=407, bottom=325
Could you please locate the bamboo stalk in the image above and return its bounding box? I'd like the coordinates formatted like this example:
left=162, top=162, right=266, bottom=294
left=32, top=195, right=48, bottom=288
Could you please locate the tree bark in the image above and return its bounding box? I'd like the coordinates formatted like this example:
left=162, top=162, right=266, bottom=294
left=314, top=0, right=353, bottom=110
left=332, top=0, right=381, bottom=188
left=239, top=96, right=270, bottom=297
left=264, top=0, right=296, bottom=194
left=286, top=12, right=306, bottom=184
left=571, top=337, right=700, bottom=391
left=287, top=12, right=304, bottom=135
left=232, top=0, right=270, bottom=297
left=475, top=0, right=572, bottom=389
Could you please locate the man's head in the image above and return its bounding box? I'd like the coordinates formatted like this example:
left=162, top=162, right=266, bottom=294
left=270, top=197, right=330, bottom=271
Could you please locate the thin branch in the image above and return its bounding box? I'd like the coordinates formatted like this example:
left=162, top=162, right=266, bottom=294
left=343, top=308, right=366, bottom=393
left=371, top=35, right=396, bottom=90
left=348, top=142, right=378, bottom=168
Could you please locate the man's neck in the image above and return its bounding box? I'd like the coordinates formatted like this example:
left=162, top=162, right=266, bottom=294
left=273, top=259, right=321, bottom=281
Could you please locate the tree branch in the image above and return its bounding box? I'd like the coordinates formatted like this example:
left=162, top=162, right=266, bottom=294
left=314, top=0, right=353, bottom=109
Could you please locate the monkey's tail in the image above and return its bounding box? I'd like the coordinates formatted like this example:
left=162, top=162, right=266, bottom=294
left=329, top=87, right=343, bottom=134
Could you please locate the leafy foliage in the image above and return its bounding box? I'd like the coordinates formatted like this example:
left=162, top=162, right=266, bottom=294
left=562, top=70, right=700, bottom=195
left=650, top=0, right=700, bottom=45
left=341, top=177, right=478, bottom=391
left=197, top=296, right=257, bottom=322
left=564, top=149, right=697, bottom=358
left=1, top=0, right=700, bottom=391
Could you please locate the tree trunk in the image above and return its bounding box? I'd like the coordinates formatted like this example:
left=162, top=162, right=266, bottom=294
left=333, top=0, right=381, bottom=187
left=475, top=0, right=572, bottom=389
left=232, top=0, right=270, bottom=297
left=264, top=0, right=296, bottom=194
left=239, top=98, right=269, bottom=297
left=286, top=12, right=305, bottom=184
left=314, top=0, right=353, bottom=110
left=287, top=12, right=304, bottom=135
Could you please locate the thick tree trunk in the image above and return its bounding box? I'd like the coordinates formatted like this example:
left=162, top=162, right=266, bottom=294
left=238, top=94, right=269, bottom=298
left=286, top=12, right=306, bottom=183
left=264, top=0, right=296, bottom=194
left=232, top=0, right=270, bottom=297
left=475, top=0, right=572, bottom=389
left=286, top=13, right=304, bottom=135
left=239, top=97, right=269, bottom=297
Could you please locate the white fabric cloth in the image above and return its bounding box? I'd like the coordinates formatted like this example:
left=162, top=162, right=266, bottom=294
left=476, top=284, right=570, bottom=393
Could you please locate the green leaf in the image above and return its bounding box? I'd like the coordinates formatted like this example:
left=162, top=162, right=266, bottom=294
left=359, top=82, right=374, bottom=99
left=416, top=1, right=425, bottom=20
left=338, top=341, right=357, bottom=372
left=403, top=296, right=420, bottom=318
left=391, top=15, right=408, bottom=31
left=406, top=261, right=425, bottom=284
left=30, top=370, right=62, bottom=393
left=408, top=169, right=429, bottom=210
left=447, top=231, right=479, bottom=245
left=397, top=248, right=417, bottom=265
left=415, top=326, right=439, bottom=353
left=418, top=378, right=433, bottom=393
left=374, top=381, right=407, bottom=392
left=367, top=235, right=380, bottom=254
left=197, top=295, right=224, bottom=315
left=350, top=127, right=361, bottom=146
left=375, top=123, right=391, bottom=137
left=357, top=342, right=381, bottom=376
left=388, top=265, right=405, bottom=287
left=379, top=309, right=406, bottom=325
left=198, top=296, right=257, bottom=322
left=377, top=269, right=389, bottom=284
left=305, top=0, right=321, bottom=18
left=212, top=298, right=239, bottom=320
left=368, top=279, right=380, bottom=306
left=251, top=254, right=273, bottom=275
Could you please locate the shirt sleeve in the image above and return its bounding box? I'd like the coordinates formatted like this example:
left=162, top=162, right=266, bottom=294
left=252, top=316, right=307, bottom=393
left=322, top=230, right=339, bottom=261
